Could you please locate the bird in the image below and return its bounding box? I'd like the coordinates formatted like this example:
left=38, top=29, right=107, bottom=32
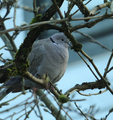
left=0, top=33, right=71, bottom=101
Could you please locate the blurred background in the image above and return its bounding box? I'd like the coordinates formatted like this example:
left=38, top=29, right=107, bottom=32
left=0, top=0, right=113, bottom=120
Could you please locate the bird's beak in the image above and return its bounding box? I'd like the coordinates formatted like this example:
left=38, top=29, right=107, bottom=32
left=68, top=42, right=72, bottom=48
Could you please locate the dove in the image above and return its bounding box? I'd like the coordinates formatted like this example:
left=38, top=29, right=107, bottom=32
left=0, top=33, right=71, bottom=100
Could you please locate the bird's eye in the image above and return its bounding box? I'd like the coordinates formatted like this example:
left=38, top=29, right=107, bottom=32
left=61, top=39, right=64, bottom=41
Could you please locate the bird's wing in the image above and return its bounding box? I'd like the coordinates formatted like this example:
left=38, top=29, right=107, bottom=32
left=28, top=40, right=46, bottom=76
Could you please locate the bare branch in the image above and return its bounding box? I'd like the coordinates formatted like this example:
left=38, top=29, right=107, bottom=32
left=90, top=2, right=111, bottom=15
left=65, top=80, right=108, bottom=95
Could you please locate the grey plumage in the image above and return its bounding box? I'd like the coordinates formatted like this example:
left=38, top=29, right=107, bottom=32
left=0, top=33, right=70, bottom=100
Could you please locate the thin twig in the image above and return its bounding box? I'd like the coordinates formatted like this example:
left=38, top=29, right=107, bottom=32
left=74, top=102, right=89, bottom=120
left=103, top=50, right=113, bottom=77
left=105, top=108, right=113, bottom=119
left=107, top=66, right=113, bottom=73
left=52, top=0, right=64, bottom=19
left=77, top=52, right=99, bottom=80
left=0, top=94, right=33, bottom=114
left=33, top=0, right=37, bottom=17
left=76, top=30, right=111, bottom=52
left=11, top=112, right=16, bottom=120
left=80, top=50, right=113, bottom=95
left=77, top=89, right=108, bottom=96
left=0, top=13, right=113, bottom=35
left=0, top=45, right=6, bottom=50
left=16, top=5, right=40, bottom=12
left=46, top=90, right=72, bottom=120
left=90, top=2, right=110, bottom=15
left=56, top=104, right=63, bottom=120
left=13, top=0, right=17, bottom=28
left=35, top=98, right=43, bottom=120
left=70, top=0, right=92, bottom=17
left=24, top=101, right=38, bottom=120
left=36, top=90, right=67, bottom=120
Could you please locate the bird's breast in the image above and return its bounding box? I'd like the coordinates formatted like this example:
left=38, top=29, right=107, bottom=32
left=46, top=44, right=69, bottom=64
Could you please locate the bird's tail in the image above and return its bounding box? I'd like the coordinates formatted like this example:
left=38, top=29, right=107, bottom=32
left=0, top=87, right=11, bottom=101
left=0, top=76, right=22, bottom=101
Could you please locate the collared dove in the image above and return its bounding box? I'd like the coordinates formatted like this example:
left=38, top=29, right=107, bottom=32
left=0, top=33, right=71, bottom=100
